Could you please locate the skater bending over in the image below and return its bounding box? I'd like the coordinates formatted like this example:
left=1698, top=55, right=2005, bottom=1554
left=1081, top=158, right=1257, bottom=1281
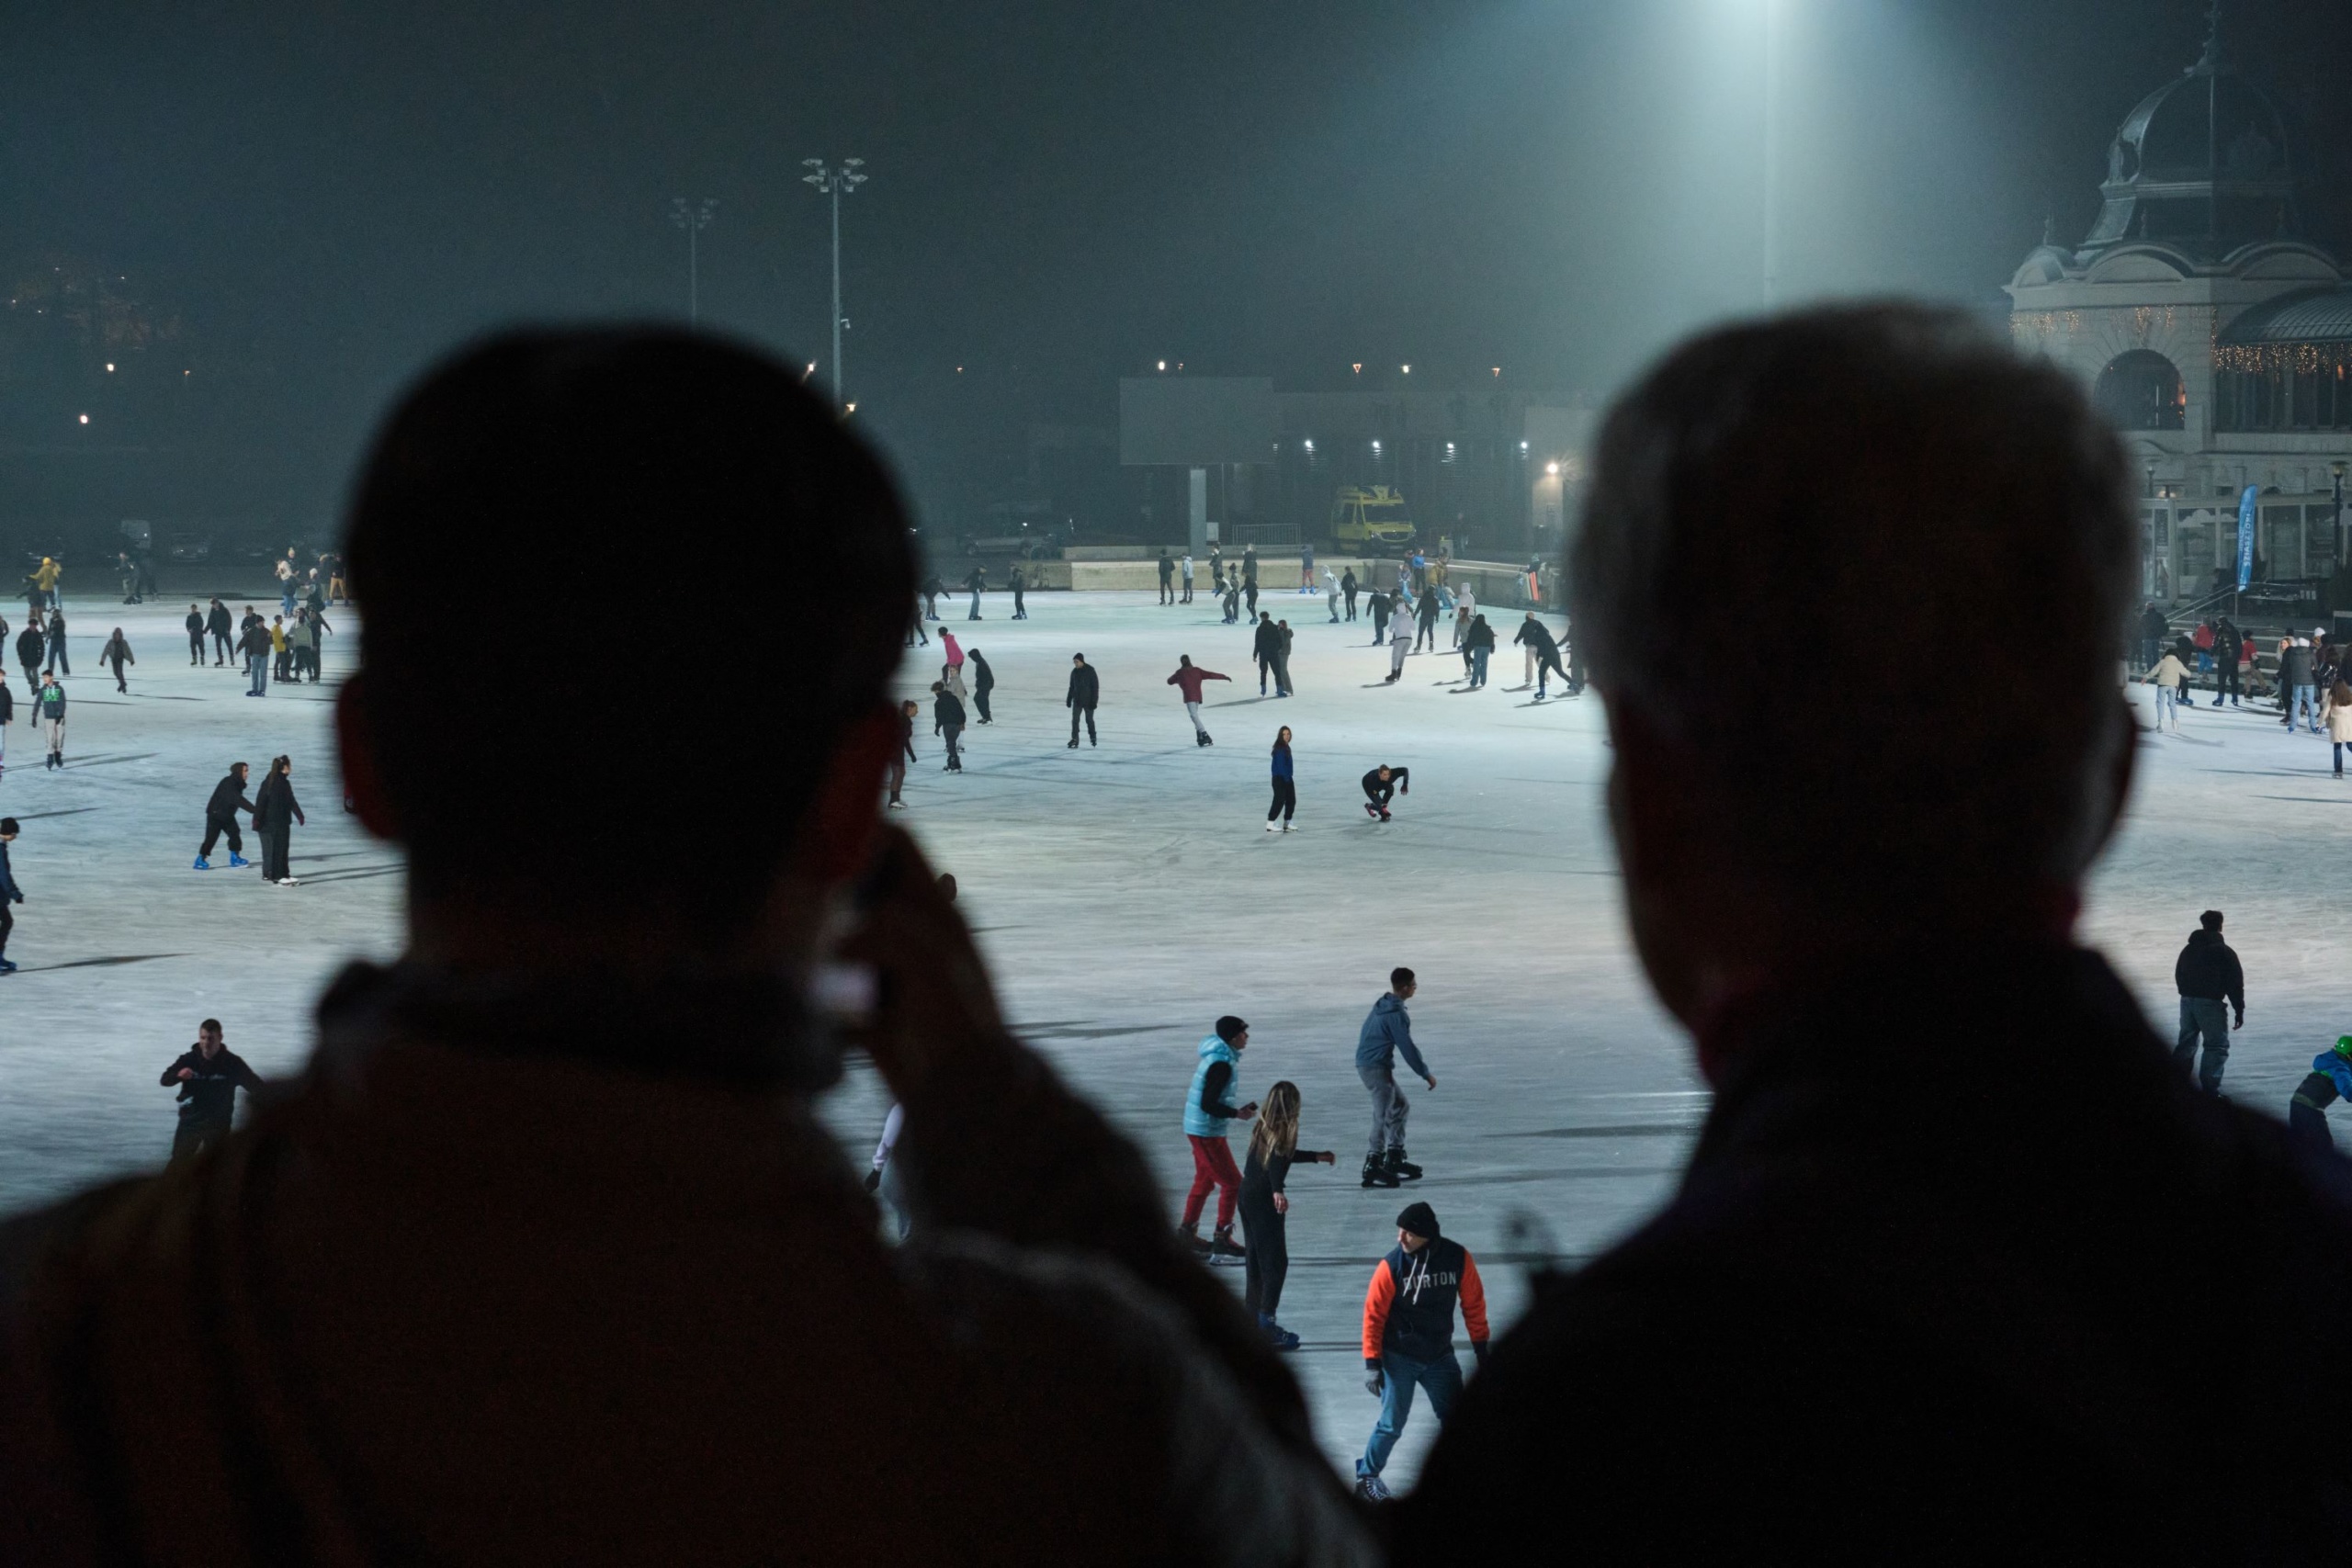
left=2288, top=1036, right=2352, bottom=1156
left=1362, top=763, right=1408, bottom=820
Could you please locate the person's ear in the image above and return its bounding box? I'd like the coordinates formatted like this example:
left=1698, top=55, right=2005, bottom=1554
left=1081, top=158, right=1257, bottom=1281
left=334, top=673, right=400, bottom=840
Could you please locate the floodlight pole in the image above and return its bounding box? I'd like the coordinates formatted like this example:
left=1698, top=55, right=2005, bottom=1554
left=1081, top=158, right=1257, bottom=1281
left=671, top=198, right=718, bottom=327
left=801, top=159, right=868, bottom=412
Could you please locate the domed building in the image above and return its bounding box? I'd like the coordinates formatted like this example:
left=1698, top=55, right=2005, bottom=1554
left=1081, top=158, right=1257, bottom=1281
left=2007, top=23, right=2350, bottom=604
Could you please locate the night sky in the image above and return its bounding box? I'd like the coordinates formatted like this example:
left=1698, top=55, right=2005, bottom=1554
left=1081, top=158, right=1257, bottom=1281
left=4, top=0, right=2345, bottom=526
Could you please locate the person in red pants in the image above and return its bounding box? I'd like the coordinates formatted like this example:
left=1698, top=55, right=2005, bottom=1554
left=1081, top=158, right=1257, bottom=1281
left=1177, top=1014, right=1257, bottom=1265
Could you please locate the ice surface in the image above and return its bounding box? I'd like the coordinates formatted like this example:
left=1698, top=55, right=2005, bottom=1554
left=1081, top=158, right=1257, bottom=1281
left=4, top=585, right=2347, bottom=1486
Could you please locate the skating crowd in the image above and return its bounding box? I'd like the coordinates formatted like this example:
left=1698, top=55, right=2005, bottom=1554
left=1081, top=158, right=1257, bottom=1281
left=7, top=313, right=2352, bottom=1566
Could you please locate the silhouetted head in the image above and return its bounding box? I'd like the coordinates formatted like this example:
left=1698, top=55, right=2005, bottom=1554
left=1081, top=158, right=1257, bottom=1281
left=342, top=329, right=913, bottom=942
left=1573, top=304, right=2135, bottom=1010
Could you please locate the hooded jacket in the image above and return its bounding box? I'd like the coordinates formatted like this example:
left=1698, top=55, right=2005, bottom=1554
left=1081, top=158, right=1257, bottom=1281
left=1067, top=663, right=1100, bottom=709
left=2174, top=928, right=2244, bottom=1010
left=1184, top=1034, right=1242, bottom=1139
left=1356, top=993, right=1430, bottom=1077
left=206, top=771, right=255, bottom=822
left=1362, top=1236, right=1487, bottom=1364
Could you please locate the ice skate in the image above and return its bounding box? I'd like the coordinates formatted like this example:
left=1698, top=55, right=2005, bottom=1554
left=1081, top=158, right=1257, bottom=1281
left=1177, top=1225, right=1210, bottom=1257
left=1361, top=1154, right=1400, bottom=1189
left=193, top=857, right=212, bottom=871
left=1386, top=1148, right=1423, bottom=1181
left=228, top=853, right=250, bottom=868
left=1206, top=1225, right=1247, bottom=1265
left=1266, top=821, right=1279, bottom=831
left=1354, top=1474, right=1392, bottom=1503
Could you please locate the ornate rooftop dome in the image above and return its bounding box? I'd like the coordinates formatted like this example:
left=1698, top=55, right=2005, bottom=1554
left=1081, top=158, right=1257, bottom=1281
left=2076, top=13, right=2301, bottom=262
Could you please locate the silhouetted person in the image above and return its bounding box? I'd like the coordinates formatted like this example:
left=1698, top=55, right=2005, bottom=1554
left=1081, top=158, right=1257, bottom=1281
left=1393, top=305, right=2352, bottom=1563
left=0, top=331, right=1364, bottom=1567
left=1067, top=651, right=1100, bottom=747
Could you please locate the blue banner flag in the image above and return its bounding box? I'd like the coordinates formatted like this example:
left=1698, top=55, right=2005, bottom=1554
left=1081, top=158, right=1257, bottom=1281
left=2236, top=486, right=2257, bottom=592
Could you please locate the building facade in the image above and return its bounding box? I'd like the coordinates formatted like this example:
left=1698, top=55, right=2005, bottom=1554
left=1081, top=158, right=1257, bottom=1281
left=2006, top=29, right=2350, bottom=603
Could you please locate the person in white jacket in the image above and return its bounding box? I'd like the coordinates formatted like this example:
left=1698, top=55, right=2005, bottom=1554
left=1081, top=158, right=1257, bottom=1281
left=1385, top=604, right=1413, bottom=683
left=2148, top=647, right=2189, bottom=733
left=1324, top=569, right=1342, bottom=623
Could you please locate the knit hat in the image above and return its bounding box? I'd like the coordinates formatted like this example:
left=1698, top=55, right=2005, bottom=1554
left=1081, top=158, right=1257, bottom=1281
left=1215, top=1015, right=1249, bottom=1043
left=1396, top=1201, right=1439, bottom=1240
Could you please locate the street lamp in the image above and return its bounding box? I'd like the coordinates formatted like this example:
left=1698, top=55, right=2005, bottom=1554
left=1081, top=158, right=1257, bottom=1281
left=1762, top=0, right=1782, bottom=307
left=670, top=198, right=718, bottom=327
left=801, top=158, right=868, bottom=414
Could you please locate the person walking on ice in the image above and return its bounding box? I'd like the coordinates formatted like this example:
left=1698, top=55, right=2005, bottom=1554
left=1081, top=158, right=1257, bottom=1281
left=1180, top=551, right=1195, bottom=604
left=1166, top=654, right=1229, bottom=746
left=1361, top=762, right=1408, bottom=822
left=1384, top=606, right=1412, bottom=682
left=968, top=649, right=995, bottom=725
left=1158, top=549, right=1175, bottom=605
left=1066, top=652, right=1100, bottom=748
left=1267, top=726, right=1296, bottom=830
left=0, top=817, right=22, bottom=975
left=185, top=604, right=206, bottom=665
left=1324, top=568, right=1342, bottom=623
left=931, top=682, right=966, bottom=773
left=2175, top=909, right=2245, bottom=1094
left=1357, top=965, right=1433, bottom=1187
left=1240, top=1079, right=1335, bottom=1349
left=100, top=626, right=134, bottom=694
left=962, top=565, right=986, bottom=620
left=162, top=1019, right=266, bottom=1171
left=1353, top=1200, right=1488, bottom=1501
left=1177, top=1014, right=1258, bottom=1267
left=35, top=672, right=65, bottom=770
left=2289, top=1036, right=2352, bottom=1155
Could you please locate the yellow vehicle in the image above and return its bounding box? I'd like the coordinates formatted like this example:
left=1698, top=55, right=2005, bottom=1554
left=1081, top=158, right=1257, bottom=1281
left=1329, top=486, right=1417, bottom=554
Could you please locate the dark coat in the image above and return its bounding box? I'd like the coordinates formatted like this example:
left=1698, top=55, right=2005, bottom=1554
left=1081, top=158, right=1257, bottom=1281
left=254, top=773, right=303, bottom=833
left=2175, top=928, right=2245, bottom=1010
left=1067, top=664, right=1100, bottom=709
left=1394, top=947, right=2352, bottom=1564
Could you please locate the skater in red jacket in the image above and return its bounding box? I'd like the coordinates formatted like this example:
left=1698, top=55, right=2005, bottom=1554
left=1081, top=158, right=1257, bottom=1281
left=1167, top=655, right=1231, bottom=747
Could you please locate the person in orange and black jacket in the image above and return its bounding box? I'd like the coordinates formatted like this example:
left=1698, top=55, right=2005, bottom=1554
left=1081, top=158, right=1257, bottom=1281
left=1353, top=1201, right=1487, bottom=1502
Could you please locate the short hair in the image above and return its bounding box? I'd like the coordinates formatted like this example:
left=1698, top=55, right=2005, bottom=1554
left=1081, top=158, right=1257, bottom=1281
left=2200, top=909, right=2224, bottom=931
left=1390, top=967, right=1415, bottom=989
left=198, top=1019, right=222, bottom=1034
left=1570, top=304, right=2133, bottom=909
left=1215, top=1015, right=1249, bottom=1043
left=345, top=330, right=913, bottom=925
left=0, top=818, right=17, bottom=835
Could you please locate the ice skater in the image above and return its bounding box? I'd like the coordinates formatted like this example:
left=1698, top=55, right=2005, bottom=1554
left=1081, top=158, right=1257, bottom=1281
left=1324, top=568, right=1342, bottom=623
left=1167, top=655, right=1230, bottom=746
left=185, top=604, right=206, bottom=665
left=1177, top=1014, right=1258, bottom=1267
left=969, top=649, right=995, bottom=724
left=2288, top=1036, right=2352, bottom=1155
left=1463, top=614, right=1496, bottom=688
left=963, top=565, right=986, bottom=620
left=1158, top=549, right=1175, bottom=605
left=931, top=681, right=966, bottom=772
left=1356, top=965, right=1432, bottom=1187
left=255, top=754, right=307, bottom=886
left=35, top=673, right=64, bottom=770
left=1010, top=566, right=1028, bottom=620
left=2325, top=678, right=2352, bottom=777
left=1267, top=726, right=1296, bottom=830
left=1367, top=588, right=1390, bottom=646
left=1239, top=1079, right=1334, bottom=1348
left=206, top=598, right=232, bottom=665
left=1384, top=610, right=1412, bottom=682
left=162, top=1019, right=266, bottom=1171
left=1352, top=1200, right=1488, bottom=1502
left=1221, top=576, right=1242, bottom=625
left=1413, top=586, right=1441, bottom=652
left=0, top=816, right=21, bottom=975
left=239, top=615, right=271, bottom=696
left=887, top=698, right=917, bottom=807
left=101, top=626, right=134, bottom=693
left=1253, top=613, right=1283, bottom=694
left=1065, top=652, right=1099, bottom=748
left=2174, top=910, right=2245, bottom=1093
left=1299, top=542, right=1315, bottom=592
left=1513, top=612, right=1568, bottom=697
left=1361, top=762, right=1408, bottom=821
left=14, top=615, right=40, bottom=696
left=197, top=761, right=258, bottom=869
left=1180, top=552, right=1195, bottom=604
left=1342, top=567, right=1360, bottom=621
left=2146, top=644, right=2189, bottom=733
left=43, top=607, right=68, bottom=676
left=865, top=1102, right=911, bottom=1239
left=0, top=672, right=12, bottom=783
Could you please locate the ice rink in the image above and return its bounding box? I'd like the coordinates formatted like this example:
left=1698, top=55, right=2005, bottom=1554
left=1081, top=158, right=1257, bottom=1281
left=5, top=582, right=2349, bottom=1485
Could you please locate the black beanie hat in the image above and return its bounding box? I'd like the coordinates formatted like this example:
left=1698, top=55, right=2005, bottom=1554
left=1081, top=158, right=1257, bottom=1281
left=1396, top=1201, right=1439, bottom=1240
left=1215, top=1015, right=1249, bottom=1043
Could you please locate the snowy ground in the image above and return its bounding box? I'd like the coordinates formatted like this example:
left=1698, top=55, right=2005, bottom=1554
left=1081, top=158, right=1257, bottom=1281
left=4, top=584, right=2348, bottom=1486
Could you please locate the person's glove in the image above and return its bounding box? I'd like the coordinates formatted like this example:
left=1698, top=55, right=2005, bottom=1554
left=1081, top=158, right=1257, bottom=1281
left=1472, top=1341, right=1489, bottom=1370
left=1364, top=1363, right=1385, bottom=1396
left=862, top=1168, right=882, bottom=1193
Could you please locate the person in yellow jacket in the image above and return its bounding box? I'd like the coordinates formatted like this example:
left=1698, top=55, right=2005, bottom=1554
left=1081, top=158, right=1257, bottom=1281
left=27, top=557, right=61, bottom=613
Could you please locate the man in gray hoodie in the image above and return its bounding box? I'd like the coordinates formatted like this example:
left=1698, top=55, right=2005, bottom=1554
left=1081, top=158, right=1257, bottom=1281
left=1356, top=967, right=1435, bottom=1188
